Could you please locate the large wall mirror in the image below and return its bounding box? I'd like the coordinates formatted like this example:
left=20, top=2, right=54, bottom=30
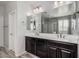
left=41, top=14, right=77, bottom=34
left=26, top=13, right=77, bottom=35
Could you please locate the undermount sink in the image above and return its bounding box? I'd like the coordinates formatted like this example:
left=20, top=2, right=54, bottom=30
left=58, top=38, right=78, bottom=44
left=58, top=38, right=69, bottom=41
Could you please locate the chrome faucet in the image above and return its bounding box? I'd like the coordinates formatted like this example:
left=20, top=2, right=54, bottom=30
left=60, top=33, right=62, bottom=38
left=60, top=33, right=65, bottom=38
left=57, top=33, right=65, bottom=39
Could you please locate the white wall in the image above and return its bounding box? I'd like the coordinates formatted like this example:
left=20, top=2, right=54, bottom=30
left=4, top=1, right=27, bottom=56
left=4, top=1, right=24, bottom=56
left=0, top=6, right=4, bottom=47
left=4, top=1, right=17, bottom=49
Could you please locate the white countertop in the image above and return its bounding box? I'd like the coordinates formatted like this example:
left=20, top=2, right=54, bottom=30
left=25, top=32, right=79, bottom=44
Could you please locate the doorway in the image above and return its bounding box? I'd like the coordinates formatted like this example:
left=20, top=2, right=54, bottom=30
left=9, top=9, right=16, bottom=51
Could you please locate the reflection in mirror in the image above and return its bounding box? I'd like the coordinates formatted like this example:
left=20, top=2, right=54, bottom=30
left=58, top=16, right=70, bottom=34
left=41, top=18, right=57, bottom=34
left=27, top=16, right=36, bottom=31
left=41, top=14, right=76, bottom=34
left=71, top=14, right=76, bottom=34
left=26, top=12, right=77, bottom=35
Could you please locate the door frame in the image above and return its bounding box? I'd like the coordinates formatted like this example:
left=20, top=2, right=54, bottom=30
left=8, top=9, right=16, bottom=52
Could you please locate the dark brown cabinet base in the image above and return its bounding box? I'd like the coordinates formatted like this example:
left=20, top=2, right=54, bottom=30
left=25, top=36, right=77, bottom=58
left=36, top=39, right=48, bottom=58
left=48, top=46, right=57, bottom=58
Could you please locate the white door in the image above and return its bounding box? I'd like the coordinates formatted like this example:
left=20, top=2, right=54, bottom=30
left=9, top=10, right=16, bottom=51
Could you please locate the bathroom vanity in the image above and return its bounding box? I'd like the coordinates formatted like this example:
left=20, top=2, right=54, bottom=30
left=25, top=36, right=77, bottom=58
left=25, top=2, right=79, bottom=58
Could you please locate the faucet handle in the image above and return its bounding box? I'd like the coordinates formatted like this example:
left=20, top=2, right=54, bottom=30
left=60, top=34, right=62, bottom=38
left=63, top=35, right=65, bottom=39
left=57, top=34, right=60, bottom=38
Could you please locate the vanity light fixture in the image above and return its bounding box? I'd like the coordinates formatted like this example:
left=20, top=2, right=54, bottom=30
left=33, top=7, right=39, bottom=14
left=39, top=7, right=44, bottom=12
left=33, top=6, right=44, bottom=14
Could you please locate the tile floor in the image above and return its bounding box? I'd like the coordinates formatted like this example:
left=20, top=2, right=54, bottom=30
left=18, top=53, right=34, bottom=58
left=0, top=47, right=34, bottom=58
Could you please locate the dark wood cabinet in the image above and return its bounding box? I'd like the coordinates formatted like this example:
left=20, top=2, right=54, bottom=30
left=47, top=40, right=77, bottom=58
left=25, top=36, right=77, bottom=58
left=36, top=50, right=48, bottom=58
left=48, top=46, right=57, bottom=58
left=25, top=37, right=31, bottom=53
left=60, top=49, right=73, bottom=58
left=31, top=38, right=36, bottom=55
left=36, top=39, right=48, bottom=58
left=48, top=46, right=74, bottom=58
left=36, top=39, right=47, bottom=52
left=25, top=37, right=36, bottom=55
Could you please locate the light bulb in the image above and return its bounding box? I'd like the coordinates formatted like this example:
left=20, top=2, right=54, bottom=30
left=59, top=1, right=63, bottom=4
left=39, top=7, right=44, bottom=12
left=54, top=1, right=58, bottom=7
left=26, top=12, right=32, bottom=16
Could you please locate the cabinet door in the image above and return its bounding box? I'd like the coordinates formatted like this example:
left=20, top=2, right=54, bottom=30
left=25, top=37, right=31, bottom=53
left=36, top=39, right=48, bottom=58
left=36, top=39, right=47, bottom=52
left=31, top=39, right=36, bottom=55
left=48, top=46, right=57, bottom=58
left=36, top=50, right=48, bottom=58
left=61, top=49, right=73, bottom=58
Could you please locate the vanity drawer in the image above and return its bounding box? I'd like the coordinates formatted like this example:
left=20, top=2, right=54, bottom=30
left=47, top=40, right=77, bottom=50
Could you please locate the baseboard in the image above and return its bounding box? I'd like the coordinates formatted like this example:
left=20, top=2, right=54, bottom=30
left=15, top=51, right=27, bottom=57
left=6, top=48, right=28, bottom=57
